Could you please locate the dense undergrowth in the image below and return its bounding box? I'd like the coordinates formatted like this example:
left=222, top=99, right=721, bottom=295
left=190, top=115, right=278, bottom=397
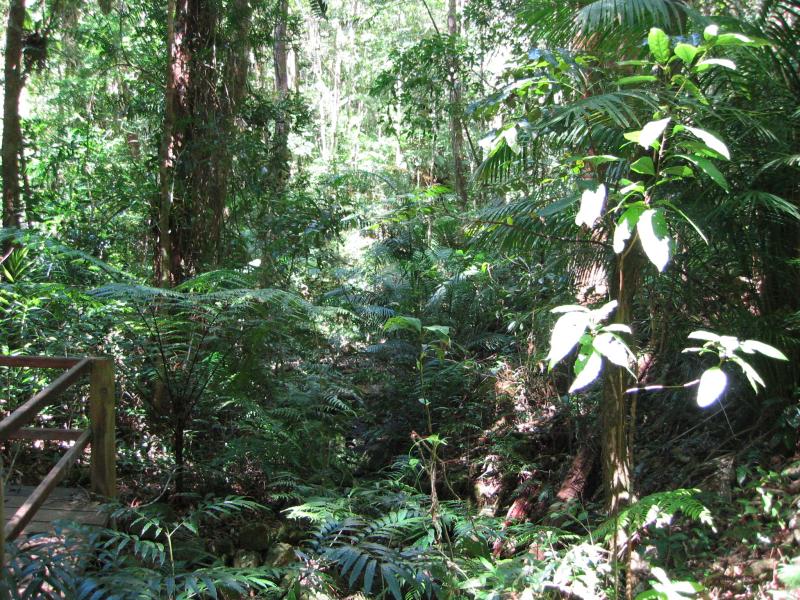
left=1, top=0, right=800, bottom=598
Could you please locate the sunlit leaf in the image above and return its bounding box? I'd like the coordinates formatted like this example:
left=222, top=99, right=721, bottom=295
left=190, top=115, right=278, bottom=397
left=638, top=118, right=671, bottom=149
left=740, top=340, right=788, bottom=360
left=547, top=311, right=590, bottom=369
left=575, top=184, right=606, bottom=228
left=685, top=127, right=730, bottom=160
left=648, top=28, right=671, bottom=64
left=695, top=58, right=736, bottom=72
left=637, top=208, right=670, bottom=271
left=688, top=330, right=720, bottom=342
left=569, top=349, right=603, bottom=393
left=697, top=367, right=727, bottom=407
left=593, top=332, right=632, bottom=368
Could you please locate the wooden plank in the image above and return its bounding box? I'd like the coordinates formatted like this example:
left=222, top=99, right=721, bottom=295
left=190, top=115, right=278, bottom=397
left=0, top=356, right=84, bottom=369
left=4, top=429, right=92, bottom=541
left=6, top=427, right=85, bottom=441
left=89, top=359, right=116, bottom=499
left=4, top=485, right=83, bottom=501
left=0, top=358, right=91, bottom=439
left=3, top=487, right=106, bottom=535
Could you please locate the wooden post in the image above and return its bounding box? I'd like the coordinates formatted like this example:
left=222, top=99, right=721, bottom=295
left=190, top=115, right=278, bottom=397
left=89, top=359, right=116, bottom=498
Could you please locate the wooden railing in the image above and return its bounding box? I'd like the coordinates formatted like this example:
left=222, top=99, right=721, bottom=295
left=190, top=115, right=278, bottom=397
left=0, top=356, right=116, bottom=544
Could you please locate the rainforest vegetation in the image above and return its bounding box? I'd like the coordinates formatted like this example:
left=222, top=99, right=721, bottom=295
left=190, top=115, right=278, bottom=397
left=1, top=0, right=799, bottom=597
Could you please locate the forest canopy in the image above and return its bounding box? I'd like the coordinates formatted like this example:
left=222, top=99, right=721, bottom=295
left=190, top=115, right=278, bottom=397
left=1, top=0, right=799, bottom=597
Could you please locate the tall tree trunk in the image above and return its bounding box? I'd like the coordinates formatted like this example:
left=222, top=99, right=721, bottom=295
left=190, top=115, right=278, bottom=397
left=156, top=0, right=182, bottom=286
left=447, top=0, right=468, bottom=205
left=157, top=0, right=249, bottom=284
left=2, top=0, right=25, bottom=231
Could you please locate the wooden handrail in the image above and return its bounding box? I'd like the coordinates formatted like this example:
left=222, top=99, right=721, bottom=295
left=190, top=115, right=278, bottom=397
left=0, top=356, right=84, bottom=369
left=6, top=427, right=85, bottom=441
left=4, top=429, right=92, bottom=541
left=0, top=356, right=117, bottom=544
left=0, top=358, right=91, bottom=439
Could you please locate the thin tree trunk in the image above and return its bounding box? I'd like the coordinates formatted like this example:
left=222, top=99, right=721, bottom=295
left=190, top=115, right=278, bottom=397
left=2, top=0, right=25, bottom=230
left=601, top=246, right=643, bottom=516
left=447, top=0, right=468, bottom=205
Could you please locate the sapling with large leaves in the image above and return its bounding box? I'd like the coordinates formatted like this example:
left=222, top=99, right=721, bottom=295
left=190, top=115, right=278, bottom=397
left=541, top=25, right=785, bottom=515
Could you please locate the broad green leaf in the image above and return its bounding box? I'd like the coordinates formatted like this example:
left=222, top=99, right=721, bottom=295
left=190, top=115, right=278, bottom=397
left=638, top=118, right=671, bottom=149
left=715, top=33, right=754, bottom=46
left=602, top=324, right=632, bottom=334
left=581, top=154, right=620, bottom=165
left=424, top=325, right=450, bottom=338
left=685, top=127, right=730, bottom=159
left=617, top=75, right=658, bottom=85
left=740, top=340, right=788, bottom=360
left=384, top=316, right=422, bottom=334
left=648, top=28, right=671, bottom=63
left=678, top=154, right=730, bottom=191
left=674, top=43, right=699, bottom=65
left=637, top=208, right=670, bottom=271
left=575, top=184, right=606, bottom=227
left=613, top=205, right=645, bottom=253
left=695, top=58, right=736, bottom=72
left=697, top=367, right=727, bottom=407
left=662, top=166, right=694, bottom=177
left=547, top=311, right=590, bottom=369
left=630, top=156, right=655, bottom=175
left=569, top=349, right=603, bottom=393
left=593, top=332, right=632, bottom=368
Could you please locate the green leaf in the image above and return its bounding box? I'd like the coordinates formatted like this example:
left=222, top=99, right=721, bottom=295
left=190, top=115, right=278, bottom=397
left=630, top=156, right=655, bottom=175
left=674, top=43, right=699, bottom=65
left=613, top=205, right=645, bottom=253
left=637, top=208, right=670, bottom=271
left=677, top=154, right=730, bottom=191
left=617, top=75, right=658, bottom=85
left=638, top=117, right=671, bottom=149
left=648, top=28, right=671, bottom=63
left=424, top=325, right=450, bottom=338
left=715, top=32, right=755, bottom=46
left=685, top=126, right=730, bottom=160
left=384, top=316, right=422, bottom=334
left=662, top=166, right=694, bottom=178
left=697, top=367, right=727, bottom=407
left=740, top=340, right=788, bottom=360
